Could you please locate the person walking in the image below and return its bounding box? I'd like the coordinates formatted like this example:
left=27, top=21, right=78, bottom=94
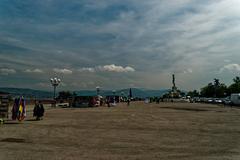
left=106, top=98, right=110, bottom=107
left=33, top=101, right=45, bottom=120
left=127, top=98, right=130, bottom=106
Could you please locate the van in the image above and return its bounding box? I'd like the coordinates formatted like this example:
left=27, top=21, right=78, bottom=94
left=230, top=93, right=240, bottom=105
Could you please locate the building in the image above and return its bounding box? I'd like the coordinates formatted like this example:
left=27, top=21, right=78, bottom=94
left=0, top=92, right=10, bottom=121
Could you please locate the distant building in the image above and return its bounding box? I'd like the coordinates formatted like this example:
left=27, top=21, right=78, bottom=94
left=0, top=91, right=9, bottom=120
left=106, top=95, right=121, bottom=103
left=0, top=91, right=9, bottom=96
left=72, top=92, right=103, bottom=107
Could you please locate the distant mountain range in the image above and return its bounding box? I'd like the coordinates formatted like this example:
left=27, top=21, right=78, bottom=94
left=0, top=87, right=171, bottom=99
left=0, top=88, right=52, bottom=99
left=74, top=88, right=171, bottom=98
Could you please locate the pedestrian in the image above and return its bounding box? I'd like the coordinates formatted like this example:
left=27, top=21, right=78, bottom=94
left=105, top=98, right=110, bottom=107
left=127, top=98, right=130, bottom=106
left=33, top=101, right=45, bottom=120
left=156, top=98, right=160, bottom=104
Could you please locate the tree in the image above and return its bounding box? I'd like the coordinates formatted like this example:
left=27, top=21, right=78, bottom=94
left=215, top=83, right=227, bottom=97
left=200, top=79, right=227, bottom=98
left=228, top=76, right=240, bottom=94
left=233, top=76, right=240, bottom=83
left=214, top=78, right=220, bottom=86
left=57, top=91, right=73, bottom=101
left=187, top=90, right=200, bottom=97
left=201, top=83, right=215, bottom=97
left=179, top=91, right=186, bottom=97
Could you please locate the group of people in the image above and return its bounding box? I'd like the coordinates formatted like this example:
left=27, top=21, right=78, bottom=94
left=11, top=98, right=45, bottom=121
left=12, top=97, right=27, bottom=121
left=105, top=98, right=131, bottom=107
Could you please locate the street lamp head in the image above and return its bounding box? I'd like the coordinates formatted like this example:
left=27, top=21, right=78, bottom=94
left=50, top=77, right=61, bottom=100
left=96, top=86, right=101, bottom=96
left=96, top=86, right=100, bottom=91
left=50, top=77, right=61, bottom=86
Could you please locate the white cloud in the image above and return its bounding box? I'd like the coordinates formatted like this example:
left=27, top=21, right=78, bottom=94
left=60, top=82, right=67, bottom=87
left=220, top=64, right=240, bottom=72
left=224, top=59, right=231, bottom=63
left=98, top=64, right=135, bottom=73
left=37, top=82, right=49, bottom=87
left=0, top=68, right=16, bottom=75
left=183, top=68, right=193, bottom=74
left=2, top=0, right=240, bottom=90
left=70, top=81, right=95, bottom=88
left=24, top=69, right=44, bottom=73
left=78, top=65, right=135, bottom=73
left=53, top=68, right=73, bottom=74
left=174, top=68, right=193, bottom=74
left=78, top=67, right=95, bottom=73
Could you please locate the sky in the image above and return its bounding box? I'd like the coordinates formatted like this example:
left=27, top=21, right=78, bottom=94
left=1, top=0, right=240, bottom=91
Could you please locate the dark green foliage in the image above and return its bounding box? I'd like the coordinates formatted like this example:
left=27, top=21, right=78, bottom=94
left=200, top=79, right=227, bottom=98
left=179, top=90, right=186, bottom=97
left=187, top=90, right=200, bottom=97
left=57, top=91, right=73, bottom=100
left=228, top=76, right=240, bottom=94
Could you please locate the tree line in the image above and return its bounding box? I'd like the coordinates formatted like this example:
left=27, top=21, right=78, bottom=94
left=188, top=76, right=240, bottom=98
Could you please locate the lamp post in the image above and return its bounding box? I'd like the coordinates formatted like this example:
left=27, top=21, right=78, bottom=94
left=50, top=77, right=61, bottom=100
left=96, top=86, right=100, bottom=96
left=112, top=90, right=116, bottom=104
left=121, top=91, right=124, bottom=102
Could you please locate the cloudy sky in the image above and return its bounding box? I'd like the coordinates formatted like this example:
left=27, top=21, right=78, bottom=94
left=1, top=0, right=240, bottom=91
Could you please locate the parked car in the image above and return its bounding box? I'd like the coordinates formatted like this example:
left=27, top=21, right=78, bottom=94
left=223, top=97, right=232, bottom=105
left=213, top=98, right=223, bottom=104
left=56, top=102, right=69, bottom=107
left=207, top=98, right=214, bottom=103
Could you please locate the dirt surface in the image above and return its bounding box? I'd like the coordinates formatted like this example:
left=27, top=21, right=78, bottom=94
left=1, top=102, right=240, bottom=160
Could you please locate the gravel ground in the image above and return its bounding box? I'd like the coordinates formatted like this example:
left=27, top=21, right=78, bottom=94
left=0, top=102, right=240, bottom=160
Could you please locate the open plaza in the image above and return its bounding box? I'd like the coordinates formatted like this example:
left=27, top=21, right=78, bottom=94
left=1, top=102, right=240, bottom=160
